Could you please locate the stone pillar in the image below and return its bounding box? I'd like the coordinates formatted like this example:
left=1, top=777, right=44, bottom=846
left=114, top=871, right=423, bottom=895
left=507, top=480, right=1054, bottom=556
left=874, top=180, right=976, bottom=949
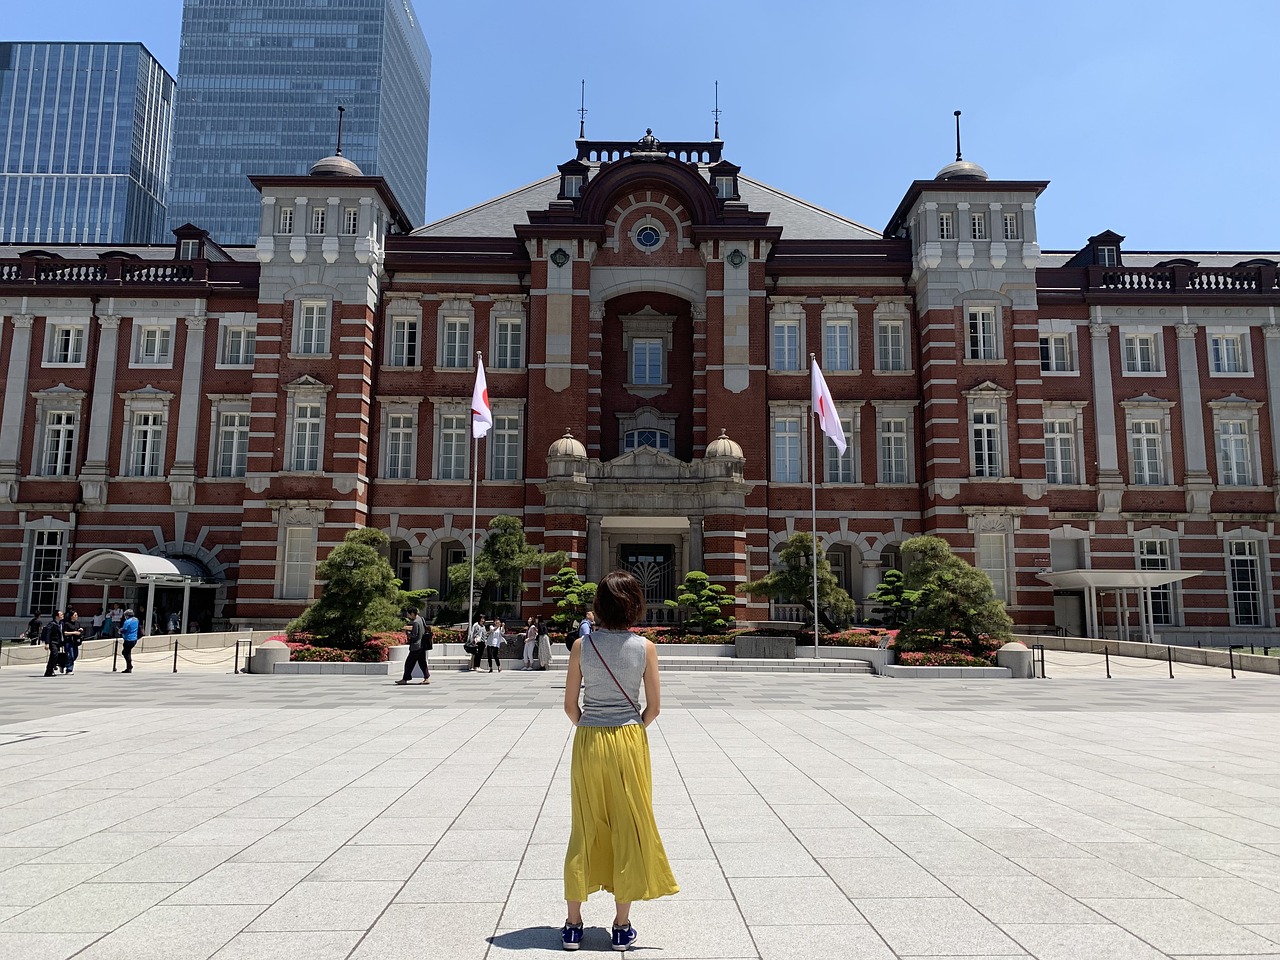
left=1263, top=320, right=1280, bottom=513
left=861, top=559, right=882, bottom=601
left=1175, top=318, right=1212, bottom=514
left=1089, top=318, right=1123, bottom=514
left=701, top=512, right=747, bottom=620
left=409, top=556, right=431, bottom=592
left=689, top=517, right=705, bottom=573
left=586, top=516, right=602, bottom=583
left=79, top=314, right=121, bottom=507
left=0, top=313, right=33, bottom=501
left=169, top=313, right=207, bottom=507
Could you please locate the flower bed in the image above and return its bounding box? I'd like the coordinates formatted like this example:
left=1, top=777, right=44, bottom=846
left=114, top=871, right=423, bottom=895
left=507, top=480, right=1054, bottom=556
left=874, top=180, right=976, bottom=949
left=272, top=632, right=395, bottom=663
left=896, top=651, right=994, bottom=667
left=810, top=628, right=896, bottom=648
left=631, top=626, right=743, bottom=645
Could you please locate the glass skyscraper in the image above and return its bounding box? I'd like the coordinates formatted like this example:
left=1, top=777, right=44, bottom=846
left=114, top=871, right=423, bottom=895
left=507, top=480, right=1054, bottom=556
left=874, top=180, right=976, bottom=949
left=0, top=43, right=174, bottom=245
left=168, top=0, right=431, bottom=244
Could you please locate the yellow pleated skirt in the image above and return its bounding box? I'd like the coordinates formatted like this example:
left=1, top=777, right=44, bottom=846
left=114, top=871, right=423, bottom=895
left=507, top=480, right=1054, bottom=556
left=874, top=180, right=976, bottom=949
left=564, top=724, right=679, bottom=903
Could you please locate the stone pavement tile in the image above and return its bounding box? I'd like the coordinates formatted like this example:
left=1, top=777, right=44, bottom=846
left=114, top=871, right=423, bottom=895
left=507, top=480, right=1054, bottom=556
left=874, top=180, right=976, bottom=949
left=897, top=841, right=1027, bottom=877
left=1132, top=826, right=1263, bottom=860
left=862, top=815, right=973, bottom=843
left=821, top=856, right=953, bottom=899
left=1145, top=875, right=1280, bottom=924
left=750, top=924, right=897, bottom=960
left=0, top=880, right=181, bottom=932
left=530, top=814, right=572, bottom=844
left=349, top=816, right=450, bottom=846
left=701, top=815, right=793, bottom=844
left=689, top=794, right=775, bottom=819
left=231, top=828, right=350, bottom=864
left=770, top=803, right=867, bottom=830
left=958, top=828, right=1085, bottom=860
left=654, top=805, right=706, bottom=830
left=30, top=831, right=176, bottom=865
left=515, top=842, right=568, bottom=880
left=165, top=862, right=318, bottom=905
left=855, top=897, right=1023, bottom=956
left=713, top=841, right=824, bottom=878
left=75, top=904, right=262, bottom=960
left=1011, top=857, right=1175, bottom=898
left=164, top=817, right=291, bottom=848
left=682, top=777, right=754, bottom=796
left=223, top=797, right=319, bottom=819
left=664, top=859, right=733, bottom=899
left=109, top=806, right=227, bottom=833
left=1080, top=897, right=1279, bottom=954
left=498, top=877, right=565, bottom=929
left=95, top=845, right=244, bottom=883
left=0, top=931, right=100, bottom=960
left=1247, top=924, right=1280, bottom=944
left=306, top=844, right=430, bottom=881
left=0, top=818, right=115, bottom=847
left=398, top=858, right=518, bottom=902
left=652, top=827, right=716, bottom=860
left=426, top=828, right=530, bottom=861
left=350, top=902, right=503, bottom=960
left=247, top=879, right=399, bottom=932
left=729, top=876, right=863, bottom=925
left=793, top=828, right=899, bottom=859
left=1180, top=817, right=1280, bottom=845
left=941, top=875, right=1105, bottom=924
left=0, top=862, right=107, bottom=904
left=209, top=930, right=364, bottom=960
left=0, top=846, right=54, bottom=869
left=1073, top=841, right=1228, bottom=878
left=582, top=897, right=755, bottom=959
left=999, top=923, right=1170, bottom=960
left=1167, top=956, right=1280, bottom=960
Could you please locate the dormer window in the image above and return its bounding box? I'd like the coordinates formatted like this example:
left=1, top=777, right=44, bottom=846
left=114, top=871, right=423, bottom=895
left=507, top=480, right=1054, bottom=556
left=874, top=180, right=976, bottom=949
left=1097, top=246, right=1118, bottom=267
left=715, top=176, right=735, bottom=199
left=557, top=159, right=589, bottom=201
left=179, top=239, right=201, bottom=260
left=564, top=175, right=583, bottom=198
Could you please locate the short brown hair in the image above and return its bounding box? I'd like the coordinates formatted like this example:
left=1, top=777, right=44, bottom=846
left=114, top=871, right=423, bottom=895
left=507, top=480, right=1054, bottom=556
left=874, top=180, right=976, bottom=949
left=593, top=569, right=646, bottom=629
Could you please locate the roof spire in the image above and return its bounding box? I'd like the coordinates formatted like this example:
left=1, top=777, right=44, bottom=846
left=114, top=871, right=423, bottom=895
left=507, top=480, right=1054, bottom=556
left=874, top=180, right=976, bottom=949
left=577, top=80, right=587, bottom=140
left=953, top=109, right=962, bottom=162
left=336, top=104, right=346, bottom=157
left=712, top=80, right=722, bottom=140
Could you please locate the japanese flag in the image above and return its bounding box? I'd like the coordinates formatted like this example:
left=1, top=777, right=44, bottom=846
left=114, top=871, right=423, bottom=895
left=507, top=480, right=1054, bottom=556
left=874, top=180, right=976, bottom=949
left=811, top=357, right=846, bottom=456
left=471, top=357, right=493, bottom=438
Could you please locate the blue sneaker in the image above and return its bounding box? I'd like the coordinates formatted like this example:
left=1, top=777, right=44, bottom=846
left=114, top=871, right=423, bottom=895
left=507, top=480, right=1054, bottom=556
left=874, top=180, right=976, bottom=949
left=561, top=921, right=583, bottom=951
left=612, top=924, right=639, bottom=951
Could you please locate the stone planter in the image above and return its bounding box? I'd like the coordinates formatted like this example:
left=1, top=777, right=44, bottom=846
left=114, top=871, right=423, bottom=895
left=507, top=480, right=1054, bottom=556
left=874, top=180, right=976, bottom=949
left=735, top=635, right=797, bottom=659
left=879, top=665, right=1011, bottom=679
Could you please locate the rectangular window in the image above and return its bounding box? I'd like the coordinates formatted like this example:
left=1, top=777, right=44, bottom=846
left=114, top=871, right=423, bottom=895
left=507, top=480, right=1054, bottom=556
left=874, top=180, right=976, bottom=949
left=179, top=239, right=200, bottom=259
left=309, top=206, right=326, bottom=234
left=1130, top=420, right=1165, bottom=485
left=564, top=175, right=583, bottom=198
left=1124, top=334, right=1159, bottom=373
left=282, top=527, right=315, bottom=600
left=491, top=415, right=520, bottom=480
left=26, top=529, right=64, bottom=616
left=278, top=206, right=294, bottom=234
left=1002, top=213, right=1019, bottom=240
left=824, top=320, right=853, bottom=372
left=131, top=412, right=164, bottom=477
left=977, top=532, right=1009, bottom=601
left=1044, top=420, right=1077, bottom=484
left=773, top=417, right=801, bottom=482
left=1211, top=335, right=1245, bottom=374
left=714, top=176, right=734, bottom=199
left=825, top=417, right=855, bottom=483
left=137, top=326, right=172, bottom=365
left=342, top=207, right=359, bottom=235
left=772, top=319, right=800, bottom=371
left=385, top=413, right=415, bottom=479
left=291, top=403, right=322, bottom=471
left=876, top=320, right=906, bottom=371
left=1039, top=334, right=1073, bottom=372
left=43, top=411, right=77, bottom=476
left=48, top=325, right=85, bottom=364
left=389, top=317, right=419, bottom=367
left=631, top=338, right=664, bottom=385
left=938, top=212, right=954, bottom=240
left=494, top=317, right=523, bottom=369
left=298, top=301, right=329, bottom=355
left=970, top=213, right=987, bottom=240
left=971, top=409, right=1002, bottom=478
left=439, top=413, right=468, bottom=480
left=1097, top=245, right=1118, bottom=267
left=879, top=418, right=908, bottom=483
left=442, top=317, right=471, bottom=368
left=221, top=326, right=256, bottom=366
left=966, top=307, right=998, bottom=360
left=1139, top=540, right=1174, bottom=626
left=216, top=412, right=249, bottom=478
left=1219, top=420, right=1253, bottom=486
left=1229, top=541, right=1263, bottom=627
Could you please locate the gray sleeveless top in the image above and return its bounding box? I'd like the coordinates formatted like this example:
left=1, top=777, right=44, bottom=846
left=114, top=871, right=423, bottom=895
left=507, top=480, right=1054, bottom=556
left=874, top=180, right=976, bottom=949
left=578, top=628, right=648, bottom=727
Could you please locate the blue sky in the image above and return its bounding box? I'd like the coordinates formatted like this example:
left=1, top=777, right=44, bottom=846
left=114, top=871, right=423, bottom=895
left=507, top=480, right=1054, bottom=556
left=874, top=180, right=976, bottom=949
left=6, top=1, right=1277, bottom=251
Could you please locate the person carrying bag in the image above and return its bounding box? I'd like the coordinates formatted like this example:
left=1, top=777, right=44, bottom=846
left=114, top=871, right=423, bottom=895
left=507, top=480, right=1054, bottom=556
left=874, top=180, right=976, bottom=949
left=395, top=609, right=432, bottom=686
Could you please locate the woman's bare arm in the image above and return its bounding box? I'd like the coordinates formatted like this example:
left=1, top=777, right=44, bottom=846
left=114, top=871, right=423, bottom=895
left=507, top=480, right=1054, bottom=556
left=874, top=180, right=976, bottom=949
left=641, top=639, right=661, bottom=728
left=564, top=638, right=583, bottom=724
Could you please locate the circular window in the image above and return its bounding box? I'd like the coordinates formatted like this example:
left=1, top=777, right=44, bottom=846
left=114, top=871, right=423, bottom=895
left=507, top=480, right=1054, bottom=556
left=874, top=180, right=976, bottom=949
left=635, top=225, right=662, bottom=248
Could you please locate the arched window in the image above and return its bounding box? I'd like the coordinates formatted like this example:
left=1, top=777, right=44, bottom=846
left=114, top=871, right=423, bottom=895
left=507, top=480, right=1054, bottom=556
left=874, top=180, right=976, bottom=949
left=623, top=429, right=671, bottom=453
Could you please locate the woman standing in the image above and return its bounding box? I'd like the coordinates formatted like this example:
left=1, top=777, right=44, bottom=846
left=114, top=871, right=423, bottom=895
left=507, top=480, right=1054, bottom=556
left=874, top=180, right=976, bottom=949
left=467, top=616, right=486, bottom=672
left=61, top=611, right=84, bottom=674
left=536, top=617, right=553, bottom=671
left=561, top=570, right=677, bottom=952
left=522, top=616, right=538, bottom=670
left=485, top=618, right=504, bottom=672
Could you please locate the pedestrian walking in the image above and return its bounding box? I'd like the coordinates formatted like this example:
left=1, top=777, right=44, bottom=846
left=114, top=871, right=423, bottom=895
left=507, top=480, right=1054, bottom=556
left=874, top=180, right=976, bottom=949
left=522, top=616, right=538, bottom=670
left=120, top=608, right=140, bottom=673
left=90, top=607, right=105, bottom=641
left=62, top=611, right=83, bottom=674
left=560, top=570, right=677, bottom=952
left=395, top=609, right=432, bottom=685
left=41, top=610, right=65, bottom=677
left=466, top=616, right=486, bottom=671
left=537, top=617, right=553, bottom=671
left=485, top=618, right=504, bottom=672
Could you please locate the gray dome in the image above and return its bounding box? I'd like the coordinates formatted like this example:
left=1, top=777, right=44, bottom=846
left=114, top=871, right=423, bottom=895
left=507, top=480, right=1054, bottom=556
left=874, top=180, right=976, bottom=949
left=935, top=159, right=988, bottom=182
left=705, top=429, right=744, bottom=460
left=548, top=429, right=587, bottom=459
left=309, top=154, right=364, bottom=177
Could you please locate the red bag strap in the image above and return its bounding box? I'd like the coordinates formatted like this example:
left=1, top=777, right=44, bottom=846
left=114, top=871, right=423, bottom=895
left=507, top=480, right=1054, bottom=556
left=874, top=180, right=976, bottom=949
left=587, top=635, right=642, bottom=717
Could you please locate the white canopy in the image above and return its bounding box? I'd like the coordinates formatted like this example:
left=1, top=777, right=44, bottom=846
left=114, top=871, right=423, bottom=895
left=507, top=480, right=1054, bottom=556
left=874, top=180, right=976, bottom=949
left=1037, top=568, right=1201, bottom=642
left=62, top=549, right=212, bottom=585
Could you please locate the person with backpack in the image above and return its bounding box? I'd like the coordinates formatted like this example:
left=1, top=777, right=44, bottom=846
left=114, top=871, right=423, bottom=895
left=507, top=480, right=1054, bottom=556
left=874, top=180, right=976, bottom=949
left=395, top=609, right=432, bottom=685
left=41, top=611, right=65, bottom=677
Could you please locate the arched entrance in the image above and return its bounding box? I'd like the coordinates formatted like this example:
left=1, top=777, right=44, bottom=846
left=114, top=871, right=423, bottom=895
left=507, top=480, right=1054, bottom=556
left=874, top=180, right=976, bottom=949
left=59, top=550, right=220, bottom=634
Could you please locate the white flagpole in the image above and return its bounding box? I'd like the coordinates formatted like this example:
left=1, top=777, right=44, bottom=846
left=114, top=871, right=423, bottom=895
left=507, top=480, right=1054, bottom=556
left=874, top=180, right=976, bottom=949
left=810, top=352, right=821, bottom=658
left=467, top=351, right=485, bottom=629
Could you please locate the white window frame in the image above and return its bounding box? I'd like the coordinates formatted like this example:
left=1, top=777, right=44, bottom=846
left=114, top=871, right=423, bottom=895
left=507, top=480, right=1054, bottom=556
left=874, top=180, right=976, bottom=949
left=295, top=300, right=331, bottom=357
left=342, top=207, right=359, bottom=236
left=1137, top=537, right=1176, bottom=626
left=1122, top=331, right=1164, bottom=375
left=821, top=302, right=858, bottom=373
left=24, top=525, right=67, bottom=617
left=281, top=526, right=316, bottom=600
left=1122, top=400, right=1175, bottom=486
left=1002, top=212, right=1019, bottom=241
left=277, top=206, right=294, bottom=235
left=714, top=175, right=734, bottom=199
left=1210, top=399, right=1263, bottom=488
left=874, top=401, right=916, bottom=484
left=179, top=239, right=201, bottom=259
left=1227, top=538, right=1266, bottom=627
left=45, top=322, right=88, bottom=366
left=1039, top=333, right=1075, bottom=373
left=309, top=205, right=326, bottom=235
left=965, top=305, right=1000, bottom=360
left=214, top=408, right=250, bottom=478
left=937, top=211, right=954, bottom=241
left=1097, top=245, right=1118, bottom=267
left=219, top=320, right=256, bottom=367
left=491, top=304, right=525, bottom=370
left=119, top=388, right=173, bottom=478
left=132, top=322, right=174, bottom=368
left=1043, top=419, right=1077, bottom=485
left=384, top=410, right=417, bottom=480
left=618, top=406, right=676, bottom=457
left=875, top=319, right=907, bottom=372
left=772, top=415, right=803, bottom=483
left=387, top=313, right=420, bottom=368
left=1207, top=328, right=1252, bottom=377
left=976, top=532, right=1009, bottom=602
left=623, top=429, right=672, bottom=453
left=965, top=385, right=1011, bottom=480
left=488, top=404, right=525, bottom=481
left=564, top=175, right=583, bottom=198
left=130, top=411, right=166, bottom=478
left=620, top=308, right=674, bottom=396
left=29, top=386, right=85, bottom=479
left=631, top=338, right=664, bottom=385
left=1041, top=401, right=1087, bottom=486
left=42, top=409, right=78, bottom=478
left=970, top=212, right=987, bottom=241
left=431, top=399, right=471, bottom=481
left=823, top=409, right=858, bottom=484
left=770, top=302, right=805, bottom=372
left=438, top=305, right=474, bottom=370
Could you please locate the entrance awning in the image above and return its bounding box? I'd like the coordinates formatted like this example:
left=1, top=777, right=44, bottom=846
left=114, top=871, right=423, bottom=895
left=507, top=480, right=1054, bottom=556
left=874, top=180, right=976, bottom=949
left=1037, top=568, right=1201, bottom=643
left=62, top=550, right=214, bottom=585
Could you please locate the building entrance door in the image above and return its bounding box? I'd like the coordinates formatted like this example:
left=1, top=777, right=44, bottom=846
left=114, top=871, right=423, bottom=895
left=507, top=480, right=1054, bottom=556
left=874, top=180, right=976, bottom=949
left=618, top=544, right=676, bottom=623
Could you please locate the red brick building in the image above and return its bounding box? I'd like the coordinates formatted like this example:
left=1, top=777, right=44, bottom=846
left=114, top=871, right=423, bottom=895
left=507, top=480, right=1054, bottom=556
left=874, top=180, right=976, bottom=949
left=1, top=131, right=1277, bottom=643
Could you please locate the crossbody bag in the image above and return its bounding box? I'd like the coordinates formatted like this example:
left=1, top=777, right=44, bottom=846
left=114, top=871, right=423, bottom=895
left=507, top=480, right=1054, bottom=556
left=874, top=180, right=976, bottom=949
left=586, top=635, right=643, bottom=718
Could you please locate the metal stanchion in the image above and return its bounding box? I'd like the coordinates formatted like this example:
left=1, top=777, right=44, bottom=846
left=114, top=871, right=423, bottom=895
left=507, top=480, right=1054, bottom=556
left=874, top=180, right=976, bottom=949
left=1229, top=645, right=1240, bottom=679
left=1167, top=645, right=1174, bottom=679
left=172, top=638, right=179, bottom=673
left=112, top=639, right=119, bottom=672
left=1105, top=647, right=1111, bottom=679
left=1032, top=643, right=1046, bottom=679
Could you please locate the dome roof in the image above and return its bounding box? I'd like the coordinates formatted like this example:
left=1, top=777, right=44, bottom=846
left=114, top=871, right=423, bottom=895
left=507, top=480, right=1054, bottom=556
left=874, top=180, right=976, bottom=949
left=548, top=429, right=587, bottom=459
left=934, top=159, right=988, bottom=182
left=309, top=154, right=364, bottom=177
left=705, top=429, right=744, bottom=459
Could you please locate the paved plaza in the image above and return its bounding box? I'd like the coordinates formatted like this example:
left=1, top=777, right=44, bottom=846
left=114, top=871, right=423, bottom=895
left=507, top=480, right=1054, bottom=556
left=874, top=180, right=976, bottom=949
left=1, top=660, right=1279, bottom=960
